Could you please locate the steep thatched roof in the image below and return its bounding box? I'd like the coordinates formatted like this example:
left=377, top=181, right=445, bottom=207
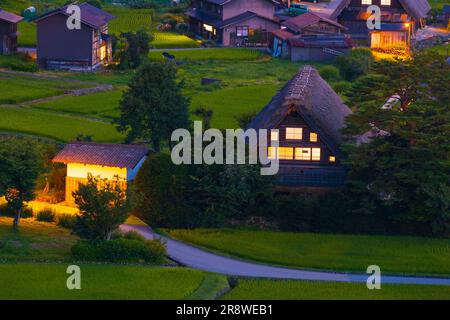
left=330, top=0, right=431, bottom=21
left=247, top=66, right=351, bottom=155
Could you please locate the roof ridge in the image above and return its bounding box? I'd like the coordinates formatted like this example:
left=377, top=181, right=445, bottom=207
left=68, top=141, right=148, bottom=149
left=286, top=65, right=315, bottom=100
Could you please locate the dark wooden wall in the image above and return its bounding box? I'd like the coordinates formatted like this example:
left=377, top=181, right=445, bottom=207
left=36, top=13, right=93, bottom=67
left=269, top=111, right=338, bottom=166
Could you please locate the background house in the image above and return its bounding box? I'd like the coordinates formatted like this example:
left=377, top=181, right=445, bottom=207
left=53, top=142, right=149, bottom=203
left=34, top=3, right=114, bottom=71
left=0, top=9, right=23, bottom=54
left=330, top=0, right=431, bottom=49
left=247, top=65, right=352, bottom=189
left=272, top=12, right=352, bottom=61
left=187, top=0, right=280, bottom=46
left=442, top=5, right=450, bottom=29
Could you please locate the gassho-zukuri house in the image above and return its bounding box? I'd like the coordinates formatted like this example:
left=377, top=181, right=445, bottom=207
left=247, top=65, right=352, bottom=189
left=53, top=142, right=149, bottom=203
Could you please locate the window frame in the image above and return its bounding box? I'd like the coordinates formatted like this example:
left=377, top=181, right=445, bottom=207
left=380, top=0, right=391, bottom=5
left=236, top=26, right=249, bottom=37
left=286, top=127, right=303, bottom=140
left=295, top=148, right=311, bottom=161
left=312, top=148, right=321, bottom=161
left=361, top=0, right=372, bottom=5
left=270, top=130, right=279, bottom=141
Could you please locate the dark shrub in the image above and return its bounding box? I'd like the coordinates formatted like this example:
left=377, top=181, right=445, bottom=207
left=332, top=81, right=352, bottom=95
left=133, top=153, right=193, bottom=228
left=319, top=65, right=341, bottom=82
left=123, top=230, right=146, bottom=242
left=36, top=208, right=55, bottom=222
left=71, top=238, right=166, bottom=263
left=57, top=214, right=77, bottom=229
left=0, top=203, right=33, bottom=218
left=337, top=47, right=374, bottom=81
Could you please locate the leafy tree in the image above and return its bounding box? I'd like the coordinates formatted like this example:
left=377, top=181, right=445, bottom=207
left=118, top=28, right=153, bottom=69
left=133, top=153, right=193, bottom=228
left=73, top=175, right=130, bottom=240
left=319, top=65, right=341, bottom=82
left=134, top=152, right=274, bottom=228
left=343, top=51, right=450, bottom=235
left=117, top=61, right=190, bottom=151
left=185, top=163, right=274, bottom=227
left=0, top=137, right=44, bottom=229
left=336, top=47, right=374, bottom=81
left=193, top=106, right=213, bottom=130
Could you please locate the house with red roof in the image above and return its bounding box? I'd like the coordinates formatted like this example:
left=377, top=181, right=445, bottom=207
left=272, top=12, right=352, bottom=61
left=53, top=142, right=149, bottom=203
left=186, top=0, right=281, bottom=46
left=34, top=2, right=115, bottom=71
left=0, top=9, right=23, bottom=54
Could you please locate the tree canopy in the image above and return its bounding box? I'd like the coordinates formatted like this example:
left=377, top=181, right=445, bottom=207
left=116, top=61, right=190, bottom=151
left=73, top=175, right=130, bottom=240
left=343, top=50, right=450, bottom=235
left=0, top=137, right=45, bottom=228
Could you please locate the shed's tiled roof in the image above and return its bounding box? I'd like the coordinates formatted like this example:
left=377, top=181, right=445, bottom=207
left=53, top=142, right=149, bottom=168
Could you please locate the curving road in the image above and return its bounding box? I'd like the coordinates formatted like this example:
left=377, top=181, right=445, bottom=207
left=120, top=224, right=450, bottom=286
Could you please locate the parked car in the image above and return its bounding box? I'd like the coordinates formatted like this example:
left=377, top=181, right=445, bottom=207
left=289, top=3, right=309, bottom=16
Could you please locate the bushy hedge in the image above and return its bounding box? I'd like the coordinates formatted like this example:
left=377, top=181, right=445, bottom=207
left=71, top=237, right=166, bottom=263
left=133, top=153, right=274, bottom=228
left=36, top=208, right=55, bottom=222
left=337, top=47, right=374, bottom=81
left=332, top=81, right=352, bottom=95
left=56, top=214, right=77, bottom=229
left=0, top=203, right=33, bottom=218
left=319, top=65, right=341, bottom=82
left=0, top=53, right=38, bottom=72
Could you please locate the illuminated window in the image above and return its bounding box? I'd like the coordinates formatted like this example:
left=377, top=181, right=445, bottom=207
left=295, top=148, right=311, bottom=160
left=380, top=0, right=391, bottom=5
left=278, top=147, right=294, bottom=160
left=236, top=26, right=249, bottom=37
left=268, top=147, right=277, bottom=160
left=270, top=130, right=279, bottom=141
left=362, top=0, right=371, bottom=4
left=312, top=148, right=321, bottom=161
left=286, top=128, right=302, bottom=140
left=268, top=147, right=294, bottom=160
left=203, top=24, right=213, bottom=32
left=329, top=156, right=336, bottom=163
left=310, top=132, right=318, bottom=142
left=100, top=45, right=106, bottom=61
